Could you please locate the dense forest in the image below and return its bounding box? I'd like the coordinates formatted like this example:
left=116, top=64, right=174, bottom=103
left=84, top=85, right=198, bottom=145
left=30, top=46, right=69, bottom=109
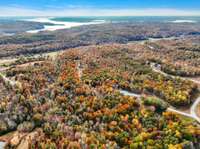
left=0, top=43, right=200, bottom=148
left=0, top=21, right=200, bottom=149
left=0, top=22, right=200, bottom=58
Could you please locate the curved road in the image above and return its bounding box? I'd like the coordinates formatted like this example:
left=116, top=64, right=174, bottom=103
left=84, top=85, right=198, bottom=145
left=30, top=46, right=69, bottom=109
left=151, top=63, right=200, bottom=123
left=190, top=97, right=200, bottom=123
left=119, top=63, right=200, bottom=123
left=120, top=89, right=200, bottom=123
left=0, top=73, right=21, bottom=89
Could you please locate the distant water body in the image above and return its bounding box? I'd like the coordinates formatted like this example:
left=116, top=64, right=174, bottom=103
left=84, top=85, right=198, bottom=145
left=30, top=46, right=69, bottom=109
left=49, top=16, right=200, bottom=23
left=1, top=16, right=200, bottom=33
left=25, top=17, right=106, bottom=33
left=25, top=16, right=200, bottom=33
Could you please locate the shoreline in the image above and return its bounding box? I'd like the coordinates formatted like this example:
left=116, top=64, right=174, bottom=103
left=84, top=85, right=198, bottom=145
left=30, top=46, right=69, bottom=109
left=25, top=17, right=106, bottom=33
left=25, top=17, right=198, bottom=33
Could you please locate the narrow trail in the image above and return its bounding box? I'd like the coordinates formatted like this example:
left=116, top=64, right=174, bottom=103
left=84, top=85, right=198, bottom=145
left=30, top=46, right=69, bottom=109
left=76, top=60, right=83, bottom=80
left=0, top=64, right=20, bottom=88
left=0, top=70, right=22, bottom=92
left=0, top=73, right=18, bottom=87
left=76, top=60, right=100, bottom=97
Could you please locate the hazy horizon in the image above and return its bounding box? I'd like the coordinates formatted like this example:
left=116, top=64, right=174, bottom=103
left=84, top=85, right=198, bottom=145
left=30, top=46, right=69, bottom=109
left=0, top=0, right=200, bottom=16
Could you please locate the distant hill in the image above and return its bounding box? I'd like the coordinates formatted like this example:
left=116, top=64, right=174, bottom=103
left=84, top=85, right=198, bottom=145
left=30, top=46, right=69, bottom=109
left=0, top=20, right=53, bottom=35
left=0, top=22, right=200, bottom=58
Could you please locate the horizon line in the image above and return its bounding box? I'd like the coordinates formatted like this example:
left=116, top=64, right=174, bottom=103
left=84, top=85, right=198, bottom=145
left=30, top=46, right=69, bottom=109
left=0, top=7, right=200, bottom=17
left=1, top=15, right=200, bottom=17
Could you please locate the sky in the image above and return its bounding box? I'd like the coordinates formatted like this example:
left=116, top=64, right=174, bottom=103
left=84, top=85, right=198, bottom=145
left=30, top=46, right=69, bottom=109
left=0, top=0, right=200, bottom=16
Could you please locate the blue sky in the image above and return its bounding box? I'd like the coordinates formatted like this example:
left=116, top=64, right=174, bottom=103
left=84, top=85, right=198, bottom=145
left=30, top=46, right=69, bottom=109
left=1, top=0, right=200, bottom=9
left=0, top=0, right=200, bottom=16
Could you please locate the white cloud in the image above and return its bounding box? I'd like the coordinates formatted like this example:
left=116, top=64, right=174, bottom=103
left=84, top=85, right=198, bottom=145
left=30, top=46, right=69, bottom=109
left=0, top=6, right=199, bottom=16
left=0, top=6, right=44, bottom=16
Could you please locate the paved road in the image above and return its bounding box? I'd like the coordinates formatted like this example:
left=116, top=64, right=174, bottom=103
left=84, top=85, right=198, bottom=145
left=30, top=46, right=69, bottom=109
left=119, top=90, right=141, bottom=98
left=151, top=63, right=200, bottom=123
left=119, top=63, right=200, bottom=123
left=120, top=89, right=200, bottom=123
left=190, top=97, right=200, bottom=123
